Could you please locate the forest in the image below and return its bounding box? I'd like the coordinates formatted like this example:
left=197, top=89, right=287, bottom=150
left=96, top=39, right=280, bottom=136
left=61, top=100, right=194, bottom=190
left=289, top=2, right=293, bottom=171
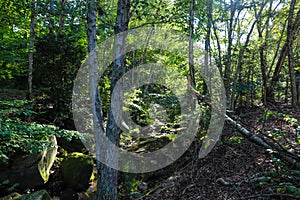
left=0, top=0, right=300, bottom=199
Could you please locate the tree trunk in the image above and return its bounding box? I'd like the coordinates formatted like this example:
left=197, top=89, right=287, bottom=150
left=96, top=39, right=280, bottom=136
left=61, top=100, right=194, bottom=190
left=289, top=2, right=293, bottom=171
left=86, top=1, right=107, bottom=200
left=203, top=0, right=212, bottom=96
left=267, top=0, right=300, bottom=102
left=257, top=0, right=273, bottom=105
left=211, top=17, right=222, bottom=75
left=288, top=45, right=297, bottom=107
left=48, top=0, right=55, bottom=34
left=59, top=0, right=66, bottom=33
left=230, top=2, right=264, bottom=110
left=224, top=0, right=236, bottom=107
left=27, top=0, right=36, bottom=100
left=188, top=0, right=196, bottom=109
left=99, top=0, right=131, bottom=199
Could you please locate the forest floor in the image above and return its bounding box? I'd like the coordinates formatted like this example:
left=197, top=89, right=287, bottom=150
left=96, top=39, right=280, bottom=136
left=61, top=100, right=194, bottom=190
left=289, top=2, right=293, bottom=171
left=135, top=105, right=300, bottom=200
left=44, top=104, right=297, bottom=200
left=1, top=89, right=299, bottom=199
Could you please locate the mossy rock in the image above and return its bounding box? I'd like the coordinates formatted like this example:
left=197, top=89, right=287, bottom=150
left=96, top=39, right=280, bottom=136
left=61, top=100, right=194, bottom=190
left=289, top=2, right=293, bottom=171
left=61, top=152, right=93, bottom=191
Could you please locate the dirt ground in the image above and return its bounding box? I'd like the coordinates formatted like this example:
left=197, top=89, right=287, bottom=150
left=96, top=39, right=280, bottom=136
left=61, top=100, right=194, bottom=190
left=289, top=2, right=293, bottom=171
left=135, top=106, right=300, bottom=200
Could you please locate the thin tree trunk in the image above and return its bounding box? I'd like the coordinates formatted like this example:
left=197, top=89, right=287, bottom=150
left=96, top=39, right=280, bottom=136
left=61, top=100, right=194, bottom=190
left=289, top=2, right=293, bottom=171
left=203, top=0, right=212, bottom=96
left=48, top=0, right=55, bottom=34
left=286, top=0, right=298, bottom=107
left=191, top=88, right=300, bottom=169
left=230, top=2, right=265, bottom=110
left=188, top=0, right=196, bottom=109
left=288, top=46, right=297, bottom=107
left=27, top=0, right=36, bottom=100
left=59, top=0, right=66, bottom=33
left=211, top=18, right=222, bottom=74
left=257, top=0, right=272, bottom=105
left=224, top=0, right=236, bottom=107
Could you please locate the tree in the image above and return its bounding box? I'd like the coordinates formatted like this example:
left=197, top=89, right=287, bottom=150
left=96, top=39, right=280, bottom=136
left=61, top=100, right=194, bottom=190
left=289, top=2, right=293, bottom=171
left=188, top=0, right=196, bottom=109
left=88, top=0, right=131, bottom=199
left=27, top=0, right=36, bottom=99
left=230, top=0, right=265, bottom=110
left=266, top=0, right=300, bottom=103
left=100, top=0, right=131, bottom=198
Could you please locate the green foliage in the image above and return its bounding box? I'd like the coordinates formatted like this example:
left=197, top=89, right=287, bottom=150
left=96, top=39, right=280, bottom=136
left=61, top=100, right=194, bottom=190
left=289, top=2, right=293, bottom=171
left=259, top=110, right=300, bottom=150
left=0, top=99, right=37, bottom=120
left=125, top=84, right=181, bottom=127
left=33, top=32, right=86, bottom=125
left=0, top=180, right=20, bottom=193
left=0, top=100, right=80, bottom=164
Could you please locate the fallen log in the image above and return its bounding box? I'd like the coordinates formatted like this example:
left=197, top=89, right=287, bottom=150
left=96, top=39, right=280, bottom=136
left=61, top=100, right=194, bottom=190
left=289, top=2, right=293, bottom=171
left=190, top=88, right=300, bottom=168
left=225, top=115, right=300, bottom=169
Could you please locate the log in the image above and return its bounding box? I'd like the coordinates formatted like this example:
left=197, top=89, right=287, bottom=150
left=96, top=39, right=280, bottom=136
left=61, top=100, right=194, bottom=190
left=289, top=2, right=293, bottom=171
left=191, top=88, right=300, bottom=168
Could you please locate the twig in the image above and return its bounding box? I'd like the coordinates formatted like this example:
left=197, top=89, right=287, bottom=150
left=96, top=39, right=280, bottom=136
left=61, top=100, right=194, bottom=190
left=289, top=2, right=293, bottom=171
left=234, top=193, right=300, bottom=200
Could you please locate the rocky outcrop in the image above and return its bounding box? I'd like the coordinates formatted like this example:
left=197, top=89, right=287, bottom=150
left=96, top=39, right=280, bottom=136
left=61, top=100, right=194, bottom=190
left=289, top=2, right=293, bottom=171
left=0, top=136, right=58, bottom=191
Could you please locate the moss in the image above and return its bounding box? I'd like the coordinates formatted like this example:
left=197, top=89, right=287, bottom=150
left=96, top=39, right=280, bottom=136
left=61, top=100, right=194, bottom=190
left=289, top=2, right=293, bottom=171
left=61, top=152, right=94, bottom=191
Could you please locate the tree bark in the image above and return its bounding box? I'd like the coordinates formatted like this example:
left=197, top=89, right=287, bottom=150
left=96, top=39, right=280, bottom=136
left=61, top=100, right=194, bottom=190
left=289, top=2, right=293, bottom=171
left=27, top=0, right=36, bottom=100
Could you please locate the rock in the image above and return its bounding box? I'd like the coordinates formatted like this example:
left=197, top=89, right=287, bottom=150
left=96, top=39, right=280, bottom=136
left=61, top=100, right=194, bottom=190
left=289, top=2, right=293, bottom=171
left=38, top=136, right=58, bottom=182
left=129, top=192, right=142, bottom=199
left=61, top=152, right=93, bottom=191
left=16, top=190, right=52, bottom=200
left=0, top=136, right=58, bottom=191
left=137, top=182, right=148, bottom=191
left=61, top=188, right=79, bottom=200
left=0, top=192, right=21, bottom=200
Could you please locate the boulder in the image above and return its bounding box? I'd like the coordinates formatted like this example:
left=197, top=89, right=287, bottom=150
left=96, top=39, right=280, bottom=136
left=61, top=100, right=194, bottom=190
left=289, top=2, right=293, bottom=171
left=61, top=152, right=93, bottom=191
left=0, top=192, right=21, bottom=200
left=0, top=136, right=58, bottom=191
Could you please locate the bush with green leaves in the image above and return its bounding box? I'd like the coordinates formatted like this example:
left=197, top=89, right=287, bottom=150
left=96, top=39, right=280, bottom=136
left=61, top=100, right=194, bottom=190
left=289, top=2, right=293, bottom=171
left=0, top=100, right=80, bottom=164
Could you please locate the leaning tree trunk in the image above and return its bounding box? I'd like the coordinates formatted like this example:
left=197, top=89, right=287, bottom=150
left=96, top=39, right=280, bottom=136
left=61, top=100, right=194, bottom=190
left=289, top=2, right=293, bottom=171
left=267, top=0, right=300, bottom=103
left=27, top=0, right=36, bottom=100
left=230, top=1, right=265, bottom=110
